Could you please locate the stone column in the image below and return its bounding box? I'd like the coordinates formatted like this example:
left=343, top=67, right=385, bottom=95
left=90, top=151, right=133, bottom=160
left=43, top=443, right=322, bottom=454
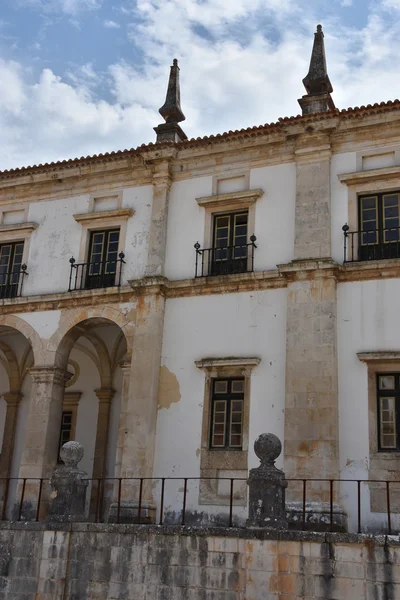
left=92, top=388, right=115, bottom=481
left=114, top=362, right=132, bottom=480
left=0, top=392, right=22, bottom=479
left=282, top=140, right=341, bottom=513
left=90, top=388, right=115, bottom=515
left=17, top=366, right=68, bottom=519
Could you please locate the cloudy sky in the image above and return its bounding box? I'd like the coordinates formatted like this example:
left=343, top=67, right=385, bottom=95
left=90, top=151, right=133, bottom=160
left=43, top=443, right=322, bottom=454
left=0, top=0, right=399, bottom=170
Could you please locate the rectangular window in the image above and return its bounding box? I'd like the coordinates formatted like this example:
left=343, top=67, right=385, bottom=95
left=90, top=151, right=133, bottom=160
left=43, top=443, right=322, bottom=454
left=211, top=211, right=248, bottom=275
left=0, top=241, right=24, bottom=299
left=86, top=229, right=120, bottom=289
left=377, top=373, right=400, bottom=451
left=359, top=192, right=400, bottom=260
left=58, top=411, right=73, bottom=462
left=210, top=378, right=244, bottom=450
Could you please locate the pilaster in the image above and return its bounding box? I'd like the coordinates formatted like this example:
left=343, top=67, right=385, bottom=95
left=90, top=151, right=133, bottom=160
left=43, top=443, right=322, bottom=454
left=146, top=159, right=173, bottom=277
left=283, top=132, right=340, bottom=503
left=118, top=279, right=166, bottom=501
left=294, top=142, right=332, bottom=261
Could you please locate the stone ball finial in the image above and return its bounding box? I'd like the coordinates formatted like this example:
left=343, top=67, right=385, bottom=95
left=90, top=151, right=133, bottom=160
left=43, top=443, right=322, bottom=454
left=60, top=441, right=84, bottom=469
left=254, top=433, right=282, bottom=466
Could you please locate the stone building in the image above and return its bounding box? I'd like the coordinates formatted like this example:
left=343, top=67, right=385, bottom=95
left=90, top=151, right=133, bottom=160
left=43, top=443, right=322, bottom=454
left=0, top=24, right=399, bottom=532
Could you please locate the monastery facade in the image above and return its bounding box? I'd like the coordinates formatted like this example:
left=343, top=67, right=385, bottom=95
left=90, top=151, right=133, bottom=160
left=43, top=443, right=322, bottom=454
left=0, top=25, right=399, bottom=530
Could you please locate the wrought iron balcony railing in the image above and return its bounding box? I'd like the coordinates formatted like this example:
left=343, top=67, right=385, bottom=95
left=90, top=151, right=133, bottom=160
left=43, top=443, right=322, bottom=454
left=343, top=224, right=400, bottom=263
left=0, top=266, right=28, bottom=299
left=68, top=254, right=125, bottom=291
left=194, top=236, right=257, bottom=278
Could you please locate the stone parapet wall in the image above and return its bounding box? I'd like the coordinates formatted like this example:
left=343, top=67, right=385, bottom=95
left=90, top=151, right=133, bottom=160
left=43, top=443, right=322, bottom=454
left=0, top=523, right=399, bottom=599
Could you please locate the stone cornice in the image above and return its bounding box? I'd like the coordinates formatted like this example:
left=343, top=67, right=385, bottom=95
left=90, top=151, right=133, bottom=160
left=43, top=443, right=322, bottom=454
left=0, top=222, right=38, bottom=234
left=196, top=189, right=264, bottom=209
left=357, top=352, right=400, bottom=363
left=338, top=166, right=400, bottom=186
left=73, top=208, right=134, bottom=224
left=195, top=357, right=261, bottom=370
left=1, top=258, right=400, bottom=315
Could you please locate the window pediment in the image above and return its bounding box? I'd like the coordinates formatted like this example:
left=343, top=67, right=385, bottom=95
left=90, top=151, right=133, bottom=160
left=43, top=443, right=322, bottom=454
left=196, top=189, right=263, bottom=210
left=339, top=166, right=400, bottom=187
left=73, top=208, right=134, bottom=225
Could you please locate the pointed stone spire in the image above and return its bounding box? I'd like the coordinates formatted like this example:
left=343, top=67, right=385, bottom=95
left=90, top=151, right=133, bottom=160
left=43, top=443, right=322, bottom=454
left=154, top=59, right=187, bottom=143
left=298, top=25, right=335, bottom=116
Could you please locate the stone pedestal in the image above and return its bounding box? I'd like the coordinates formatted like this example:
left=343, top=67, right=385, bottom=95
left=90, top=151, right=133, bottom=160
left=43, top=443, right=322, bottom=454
left=48, top=441, right=88, bottom=523
left=247, top=433, right=287, bottom=529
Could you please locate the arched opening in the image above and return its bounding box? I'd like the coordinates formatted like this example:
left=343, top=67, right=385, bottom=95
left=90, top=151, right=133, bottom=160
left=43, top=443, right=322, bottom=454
left=55, top=317, right=129, bottom=516
left=0, top=325, right=34, bottom=482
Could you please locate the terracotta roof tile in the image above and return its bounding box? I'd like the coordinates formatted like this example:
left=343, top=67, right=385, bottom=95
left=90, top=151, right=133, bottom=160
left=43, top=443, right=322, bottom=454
left=2, top=99, right=400, bottom=179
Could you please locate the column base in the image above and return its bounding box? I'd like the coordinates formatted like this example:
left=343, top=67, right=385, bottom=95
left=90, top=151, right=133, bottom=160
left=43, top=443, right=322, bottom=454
left=107, top=500, right=157, bottom=524
left=286, top=501, right=347, bottom=532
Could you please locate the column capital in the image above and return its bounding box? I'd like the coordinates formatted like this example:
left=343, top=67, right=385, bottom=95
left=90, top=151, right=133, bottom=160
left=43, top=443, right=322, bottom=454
left=29, top=366, right=69, bottom=386
left=119, top=361, right=132, bottom=374
left=2, top=391, right=22, bottom=406
left=94, top=388, right=115, bottom=404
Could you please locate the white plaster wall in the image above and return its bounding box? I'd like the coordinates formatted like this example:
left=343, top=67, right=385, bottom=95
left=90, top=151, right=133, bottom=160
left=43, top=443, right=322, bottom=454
left=338, top=278, right=400, bottom=531
left=249, top=163, right=296, bottom=269
left=165, top=164, right=296, bottom=281
left=23, top=185, right=152, bottom=297
left=330, top=151, right=357, bottom=264
left=165, top=176, right=213, bottom=280
left=121, top=186, right=152, bottom=283
left=153, top=288, right=287, bottom=518
left=26, top=196, right=88, bottom=296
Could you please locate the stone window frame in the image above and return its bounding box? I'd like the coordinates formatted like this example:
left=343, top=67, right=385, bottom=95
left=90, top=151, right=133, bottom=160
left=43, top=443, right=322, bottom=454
left=73, top=208, right=134, bottom=263
left=196, top=189, right=263, bottom=252
left=0, top=222, right=38, bottom=273
left=358, top=352, right=400, bottom=513
left=88, top=190, right=123, bottom=213
left=338, top=168, right=400, bottom=262
left=195, top=357, right=260, bottom=506
left=58, top=391, right=82, bottom=461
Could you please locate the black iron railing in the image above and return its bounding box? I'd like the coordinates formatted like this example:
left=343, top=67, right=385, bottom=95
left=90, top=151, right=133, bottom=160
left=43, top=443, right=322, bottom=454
left=1, top=475, right=399, bottom=534
left=0, top=266, right=27, bottom=299
left=343, top=224, right=400, bottom=263
left=68, top=254, right=125, bottom=291
left=194, top=236, right=257, bottom=277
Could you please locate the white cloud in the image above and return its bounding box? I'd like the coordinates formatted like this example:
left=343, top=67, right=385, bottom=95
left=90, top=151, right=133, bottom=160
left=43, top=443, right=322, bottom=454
left=341, top=0, right=352, bottom=6
left=104, top=19, right=120, bottom=28
left=2, top=0, right=400, bottom=171
left=16, top=0, right=102, bottom=15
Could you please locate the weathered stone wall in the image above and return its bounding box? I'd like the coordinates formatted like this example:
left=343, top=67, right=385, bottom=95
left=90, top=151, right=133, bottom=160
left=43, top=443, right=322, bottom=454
left=0, top=523, right=399, bottom=599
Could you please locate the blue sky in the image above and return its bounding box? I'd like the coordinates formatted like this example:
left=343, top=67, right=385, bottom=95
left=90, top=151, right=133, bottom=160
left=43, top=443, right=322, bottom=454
left=0, top=0, right=399, bottom=170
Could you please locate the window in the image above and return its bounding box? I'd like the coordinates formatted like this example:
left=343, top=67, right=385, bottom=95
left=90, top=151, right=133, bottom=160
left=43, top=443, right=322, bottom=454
left=58, top=411, right=73, bottom=462
left=210, top=378, right=244, bottom=450
left=377, top=373, right=400, bottom=451
left=86, top=229, right=120, bottom=289
left=0, top=241, right=24, bottom=299
left=359, top=192, right=400, bottom=260
left=211, top=211, right=248, bottom=275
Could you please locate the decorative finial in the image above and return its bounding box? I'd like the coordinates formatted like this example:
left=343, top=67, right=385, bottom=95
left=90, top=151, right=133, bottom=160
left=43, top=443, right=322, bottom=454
left=159, top=58, right=185, bottom=124
left=298, top=24, right=335, bottom=116
left=154, top=59, right=188, bottom=143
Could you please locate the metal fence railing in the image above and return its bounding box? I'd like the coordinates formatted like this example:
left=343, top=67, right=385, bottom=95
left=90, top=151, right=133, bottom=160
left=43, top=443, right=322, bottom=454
left=1, top=476, right=400, bottom=534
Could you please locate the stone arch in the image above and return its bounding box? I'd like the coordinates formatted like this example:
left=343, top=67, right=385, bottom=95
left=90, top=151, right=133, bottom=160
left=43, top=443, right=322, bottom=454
left=0, top=315, right=43, bottom=366
left=0, top=341, right=20, bottom=391
left=49, top=305, right=133, bottom=368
